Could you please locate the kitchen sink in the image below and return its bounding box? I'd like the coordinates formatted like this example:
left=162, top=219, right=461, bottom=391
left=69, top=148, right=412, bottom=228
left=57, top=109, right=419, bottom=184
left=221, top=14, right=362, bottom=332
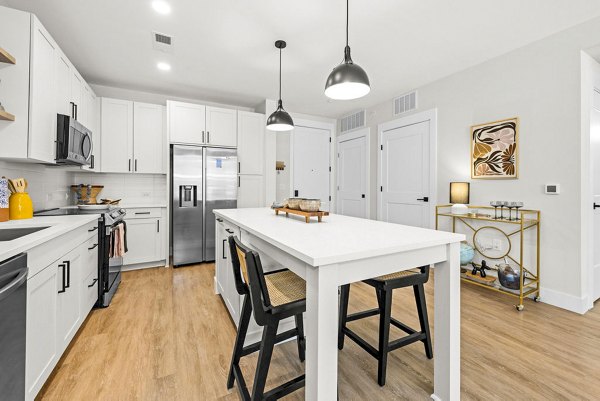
left=0, top=226, right=50, bottom=241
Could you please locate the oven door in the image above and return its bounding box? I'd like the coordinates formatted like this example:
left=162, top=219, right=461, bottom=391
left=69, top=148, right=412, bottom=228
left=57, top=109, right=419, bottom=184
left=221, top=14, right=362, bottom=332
left=99, top=221, right=123, bottom=307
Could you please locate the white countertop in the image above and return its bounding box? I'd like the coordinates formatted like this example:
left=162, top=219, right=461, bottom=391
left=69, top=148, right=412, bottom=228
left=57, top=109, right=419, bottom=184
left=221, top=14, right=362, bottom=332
left=0, top=214, right=100, bottom=262
left=214, top=208, right=465, bottom=266
left=120, top=204, right=167, bottom=209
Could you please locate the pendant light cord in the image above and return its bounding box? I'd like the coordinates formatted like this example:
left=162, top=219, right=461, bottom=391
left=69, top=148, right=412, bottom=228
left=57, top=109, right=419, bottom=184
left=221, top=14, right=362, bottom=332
left=279, top=47, right=282, bottom=102
left=346, top=0, right=349, bottom=47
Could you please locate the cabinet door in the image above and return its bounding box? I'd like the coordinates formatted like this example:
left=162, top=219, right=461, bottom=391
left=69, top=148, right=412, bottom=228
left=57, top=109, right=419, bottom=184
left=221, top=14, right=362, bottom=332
left=82, top=88, right=99, bottom=171
left=28, top=18, right=57, bottom=163
left=168, top=101, right=205, bottom=145
left=56, top=247, right=82, bottom=354
left=80, top=239, right=99, bottom=313
left=237, top=111, right=265, bottom=174
left=238, top=175, right=265, bottom=208
left=55, top=52, right=72, bottom=118
left=71, top=72, right=83, bottom=122
left=206, top=106, right=237, bottom=147
left=122, top=218, right=163, bottom=265
left=26, top=264, right=58, bottom=400
left=133, top=102, right=165, bottom=174
left=100, top=98, right=133, bottom=173
left=215, top=222, right=226, bottom=294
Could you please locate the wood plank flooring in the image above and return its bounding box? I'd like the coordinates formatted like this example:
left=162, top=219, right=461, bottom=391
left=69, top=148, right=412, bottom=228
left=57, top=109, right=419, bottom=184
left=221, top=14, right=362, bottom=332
left=37, top=264, right=600, bottom=400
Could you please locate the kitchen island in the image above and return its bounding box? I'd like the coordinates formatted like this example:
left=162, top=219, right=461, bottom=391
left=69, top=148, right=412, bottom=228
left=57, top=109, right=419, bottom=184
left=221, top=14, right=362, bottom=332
left=214, top=207, right=464, bottom=401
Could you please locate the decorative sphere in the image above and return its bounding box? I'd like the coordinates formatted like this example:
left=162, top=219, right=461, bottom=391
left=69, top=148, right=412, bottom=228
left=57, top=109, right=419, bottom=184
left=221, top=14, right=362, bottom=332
left=460, top=242, right=475, bottom=266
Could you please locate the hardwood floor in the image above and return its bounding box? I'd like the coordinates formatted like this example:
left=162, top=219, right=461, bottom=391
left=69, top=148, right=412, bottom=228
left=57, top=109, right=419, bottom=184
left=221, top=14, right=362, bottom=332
left=37, top=264, right=600, bottom=400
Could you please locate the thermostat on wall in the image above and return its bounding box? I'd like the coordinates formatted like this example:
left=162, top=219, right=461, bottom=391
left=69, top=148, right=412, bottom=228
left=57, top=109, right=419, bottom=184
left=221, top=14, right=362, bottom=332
left=545, top=184, right=560, bottom=194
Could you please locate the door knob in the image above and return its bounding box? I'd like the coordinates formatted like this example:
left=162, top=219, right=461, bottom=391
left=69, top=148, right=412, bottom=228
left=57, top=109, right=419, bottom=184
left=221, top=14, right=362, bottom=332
left=417, top=197, right=429, bottom=202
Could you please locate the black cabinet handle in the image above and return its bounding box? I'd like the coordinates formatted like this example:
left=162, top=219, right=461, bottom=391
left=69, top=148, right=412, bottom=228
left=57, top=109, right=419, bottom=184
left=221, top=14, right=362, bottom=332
left=64, top=260, right=71, bottom=288
left=417, top=197, right=429, bottom=202
left=223, top=239, right=227, bottom=259
left=74, top=103, right=78, bottom=120
left=135, top=159, right=138, bottom=172
left=135, top=212, right=151, bottom=215
left=595, top=203, right=600, bottom=209
left=70, top=102, right=75, bottom=119
left=225, top=229, right=234, bottom=234
left=361, top=194, right=365, bottom=198
left=216, top=218, right=223, bottom=222
left=207, top=131, right=210, bottom=143
left=128, top=159, right=131, bottom=171
left=202, top=131, right=205, bottom=143
left=88, top=243, right=98, bottom=250
left=238, top=162, right=241, bottom=174
left=88, top=278, right=98, bottom=288
left=58, top=264, right=66, bottom=293
left=157, top=220, right=160, bottom=232
left=238, top=176, right=240, bottom=187
left=88, top=226, right=98, bottom=232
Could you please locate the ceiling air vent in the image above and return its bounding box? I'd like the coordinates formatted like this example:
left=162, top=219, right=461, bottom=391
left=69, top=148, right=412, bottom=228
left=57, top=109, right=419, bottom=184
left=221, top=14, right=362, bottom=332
left=152, top=31, right=173, bottom=52
left=340, top=110, right=366, bottom=133
left=393, top=90, right=417, bottom=116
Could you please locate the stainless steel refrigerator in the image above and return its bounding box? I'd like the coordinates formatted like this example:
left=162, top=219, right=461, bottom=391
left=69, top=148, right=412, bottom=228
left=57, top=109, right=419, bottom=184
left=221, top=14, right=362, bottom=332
left=172, top=145, right=237, bottom=266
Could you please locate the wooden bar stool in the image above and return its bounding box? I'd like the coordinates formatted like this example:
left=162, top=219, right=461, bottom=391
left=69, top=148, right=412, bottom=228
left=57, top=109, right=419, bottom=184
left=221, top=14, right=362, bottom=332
left=228, top=236, right=306, bottom=401
left=338, top=266, right=433, bottom=387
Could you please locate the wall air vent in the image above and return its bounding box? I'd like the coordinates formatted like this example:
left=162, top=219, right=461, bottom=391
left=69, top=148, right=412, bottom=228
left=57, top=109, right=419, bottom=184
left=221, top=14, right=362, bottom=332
left=340, top=110, right=366, bottom=133
left=152, top=32, right=173, bottom=52
left=393, top=90, right=417, bottom=116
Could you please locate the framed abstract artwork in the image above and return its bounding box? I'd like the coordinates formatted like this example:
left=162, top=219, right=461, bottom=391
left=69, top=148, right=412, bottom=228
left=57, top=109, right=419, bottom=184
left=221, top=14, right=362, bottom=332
left=471, top=117, right=519, bottom=179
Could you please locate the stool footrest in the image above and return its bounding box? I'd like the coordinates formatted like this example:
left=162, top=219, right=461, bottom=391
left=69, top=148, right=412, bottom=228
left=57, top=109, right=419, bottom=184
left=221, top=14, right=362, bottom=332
left=388, top=332, right=427, bottom=352
left=241, top=327, right=298, bottom=357
left=263, top=374, right=306, bottom=400
left=390, top=317, right=417, bottom=335
left=232, top=364, right=251, bottom=400
left=346, top=308, right=380, bottom=322
left=344, top=327, right=379, bottom=358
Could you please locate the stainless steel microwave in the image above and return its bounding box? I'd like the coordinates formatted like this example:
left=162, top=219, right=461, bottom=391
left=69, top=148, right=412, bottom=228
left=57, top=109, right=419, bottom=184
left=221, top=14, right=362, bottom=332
left=56, top=114, right=92, bottom=165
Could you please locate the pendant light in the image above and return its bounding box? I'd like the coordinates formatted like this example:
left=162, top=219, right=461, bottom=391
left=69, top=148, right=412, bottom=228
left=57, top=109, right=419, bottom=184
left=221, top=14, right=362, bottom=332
left=267, top=40, right=294, bottom=131
left=324, top=0, right=370, bottom=100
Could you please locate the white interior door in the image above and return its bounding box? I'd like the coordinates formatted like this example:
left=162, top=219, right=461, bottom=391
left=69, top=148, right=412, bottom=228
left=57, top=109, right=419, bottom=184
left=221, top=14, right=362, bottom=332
left=337, top=131, right=367, bottom=218
left=292, top=126, right=331, bottom=211
left=380, top=120, right=430, bottom=227
left=592, top=89, right=600, bottom=301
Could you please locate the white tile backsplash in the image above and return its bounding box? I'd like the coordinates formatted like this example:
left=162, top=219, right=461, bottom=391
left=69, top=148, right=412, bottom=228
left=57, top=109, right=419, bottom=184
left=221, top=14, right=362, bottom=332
left=0, top=160, right=73, bottom=211
left=71, top=172, right=167, bottom=205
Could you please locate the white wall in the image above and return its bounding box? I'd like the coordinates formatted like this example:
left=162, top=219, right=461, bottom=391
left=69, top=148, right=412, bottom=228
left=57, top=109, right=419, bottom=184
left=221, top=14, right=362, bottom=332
left=275, top=132, right=291, bottom=202
left=353, top=16, right=600, bottom=313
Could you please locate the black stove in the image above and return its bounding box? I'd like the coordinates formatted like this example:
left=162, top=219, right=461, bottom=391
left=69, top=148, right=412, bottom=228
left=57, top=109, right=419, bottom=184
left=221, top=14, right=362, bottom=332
left=34, top=207, right=127, bottom=307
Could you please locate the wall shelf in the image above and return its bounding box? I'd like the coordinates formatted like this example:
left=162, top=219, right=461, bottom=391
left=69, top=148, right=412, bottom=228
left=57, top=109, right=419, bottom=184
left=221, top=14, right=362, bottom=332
left=0, top=47, right=16, bottom=64
left=0, top=110, right=16, bottom=121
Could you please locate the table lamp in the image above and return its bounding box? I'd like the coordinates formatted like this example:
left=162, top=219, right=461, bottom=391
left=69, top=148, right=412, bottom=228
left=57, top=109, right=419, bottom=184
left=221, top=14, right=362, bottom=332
left=450, top=182, right=470, bottom=215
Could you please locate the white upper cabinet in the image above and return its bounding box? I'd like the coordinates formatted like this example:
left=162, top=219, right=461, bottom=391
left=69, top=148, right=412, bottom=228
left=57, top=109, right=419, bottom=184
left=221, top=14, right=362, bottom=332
left=28, top=17, right=57, bottom=163
left=168, top=101, right=237, bottom=147
left=100, top=98, right=166, bottom=174
left=168, top=100, right=206, bottom=145
left=100, top=98, right=134, bottom=173
left=133, top=102, right=165, bottom=174
left=81, top=87, right=99, bottom=171
left=55, top=51, right=71, bottom=117
left=206, top=106, right=237, bottom=147
left=237, top=111, right=265, bottom=175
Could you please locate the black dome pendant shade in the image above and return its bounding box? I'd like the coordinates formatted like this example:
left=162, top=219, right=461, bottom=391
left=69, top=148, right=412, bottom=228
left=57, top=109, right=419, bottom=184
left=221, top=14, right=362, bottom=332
left=324, top=0, right=370, bottom=100
left=267, top=40, right=294, bottom=132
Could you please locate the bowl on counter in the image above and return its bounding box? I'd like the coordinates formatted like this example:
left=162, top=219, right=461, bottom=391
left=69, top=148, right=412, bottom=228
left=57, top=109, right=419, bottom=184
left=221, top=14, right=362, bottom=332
left=286, top=198, right=305, bottom=210
left=299, top=199, right=321, bottom=212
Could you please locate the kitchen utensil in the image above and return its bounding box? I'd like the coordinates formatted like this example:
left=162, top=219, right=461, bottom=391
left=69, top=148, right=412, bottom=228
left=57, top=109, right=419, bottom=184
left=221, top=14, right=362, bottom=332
left=10, top=178, right=26, bottom=193
left=299, top=199, right=321, bottom=212
left=100, top=198, right=121, bottom=205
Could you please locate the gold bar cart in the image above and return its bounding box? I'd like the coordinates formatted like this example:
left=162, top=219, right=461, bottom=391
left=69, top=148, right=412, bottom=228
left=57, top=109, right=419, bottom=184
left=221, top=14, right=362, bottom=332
left=435, top=205, right=541, bottom=311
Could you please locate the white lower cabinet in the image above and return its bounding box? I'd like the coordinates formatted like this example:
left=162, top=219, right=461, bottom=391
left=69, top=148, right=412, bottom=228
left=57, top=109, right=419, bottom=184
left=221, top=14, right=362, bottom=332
left=26, top=225, right=99, bottom=401
left=122, top=208, right=167, bottom=268
left=215, top=220, right=241, bottom=324
left=26, top=262, right=58, bottom=400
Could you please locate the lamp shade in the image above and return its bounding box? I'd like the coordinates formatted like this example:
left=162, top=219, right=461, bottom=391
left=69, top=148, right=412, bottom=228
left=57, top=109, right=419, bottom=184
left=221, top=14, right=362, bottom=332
left=266, top=100, right=294, bottom=132
left=324, top=61, right=371, bottom=100
left=450, top=182, right=470, bottom=204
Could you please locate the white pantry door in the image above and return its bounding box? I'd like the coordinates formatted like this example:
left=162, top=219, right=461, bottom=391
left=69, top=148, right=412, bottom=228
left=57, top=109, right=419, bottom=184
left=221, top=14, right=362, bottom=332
left=380, top=120, right=430, bottom=227
left=592, top=89, right=600, bottom=301
left=337, top=131, right=367, bottom=218
left=292, top=126, right=331, bottom=211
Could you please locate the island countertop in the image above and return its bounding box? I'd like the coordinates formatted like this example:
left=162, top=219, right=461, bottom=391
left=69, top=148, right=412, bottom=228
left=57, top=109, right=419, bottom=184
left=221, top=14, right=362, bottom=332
left=214, top=207, right=464, bottom=266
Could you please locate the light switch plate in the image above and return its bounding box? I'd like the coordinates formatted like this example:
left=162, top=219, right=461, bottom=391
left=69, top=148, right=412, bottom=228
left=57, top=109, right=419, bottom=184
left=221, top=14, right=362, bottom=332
left=545, top=184, right=560, bottom=194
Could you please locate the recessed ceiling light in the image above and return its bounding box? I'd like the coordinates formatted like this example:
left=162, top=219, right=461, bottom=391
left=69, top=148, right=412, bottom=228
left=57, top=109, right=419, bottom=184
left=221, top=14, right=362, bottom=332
left=157, top=62, right=171, bottom=71
left=152, top=1, right=171, bottom=14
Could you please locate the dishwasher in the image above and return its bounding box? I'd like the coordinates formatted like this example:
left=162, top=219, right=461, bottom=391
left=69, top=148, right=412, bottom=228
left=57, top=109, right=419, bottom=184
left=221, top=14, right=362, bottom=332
left=0, top=253, right=28, bottom=401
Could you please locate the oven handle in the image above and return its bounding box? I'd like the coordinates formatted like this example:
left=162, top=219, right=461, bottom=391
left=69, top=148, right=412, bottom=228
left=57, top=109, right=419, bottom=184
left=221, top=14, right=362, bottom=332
left=0, top=267, right=28, bottom=302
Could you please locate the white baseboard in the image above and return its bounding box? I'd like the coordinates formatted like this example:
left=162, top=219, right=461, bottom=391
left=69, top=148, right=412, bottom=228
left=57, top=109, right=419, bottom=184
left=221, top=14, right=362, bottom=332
left=122, top=260, right=167, bottom=271
left=540, top=287, right=590, bottom=314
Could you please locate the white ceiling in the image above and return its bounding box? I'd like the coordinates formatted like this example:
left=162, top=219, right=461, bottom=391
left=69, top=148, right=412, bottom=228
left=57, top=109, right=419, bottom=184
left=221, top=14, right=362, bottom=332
left=6, top=0, right=600, bottom=118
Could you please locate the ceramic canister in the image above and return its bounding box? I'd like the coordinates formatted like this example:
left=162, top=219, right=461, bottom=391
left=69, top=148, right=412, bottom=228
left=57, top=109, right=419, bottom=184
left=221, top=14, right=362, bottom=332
left=0, top=177, right=9, bottom=222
